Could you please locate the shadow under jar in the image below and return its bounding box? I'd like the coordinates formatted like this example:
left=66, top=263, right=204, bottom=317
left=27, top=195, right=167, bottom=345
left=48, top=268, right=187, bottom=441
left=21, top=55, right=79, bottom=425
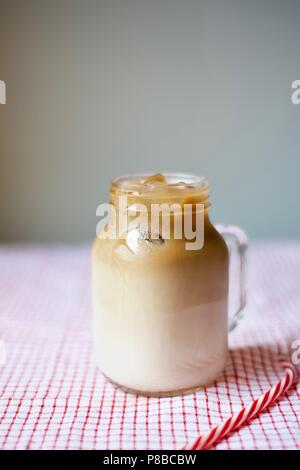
left=92, top=173, right=247, bottom=396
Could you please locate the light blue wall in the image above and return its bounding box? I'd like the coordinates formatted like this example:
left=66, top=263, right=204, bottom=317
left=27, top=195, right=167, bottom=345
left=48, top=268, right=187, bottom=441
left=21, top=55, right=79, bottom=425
left=0, top=0, right=299, bottom=241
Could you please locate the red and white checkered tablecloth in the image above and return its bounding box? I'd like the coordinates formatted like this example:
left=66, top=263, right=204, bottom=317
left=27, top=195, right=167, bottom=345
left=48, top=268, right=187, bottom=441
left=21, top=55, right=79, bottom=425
left=0, top=242, right=299, bottom=450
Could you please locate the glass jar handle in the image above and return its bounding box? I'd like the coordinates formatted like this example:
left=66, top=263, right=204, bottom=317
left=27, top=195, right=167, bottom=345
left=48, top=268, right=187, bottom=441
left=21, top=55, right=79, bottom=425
left=215, top=224, right=248, bottom=332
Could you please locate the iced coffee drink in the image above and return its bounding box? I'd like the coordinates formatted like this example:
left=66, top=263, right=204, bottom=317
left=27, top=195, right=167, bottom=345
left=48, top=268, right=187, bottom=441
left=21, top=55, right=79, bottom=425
left=92, top=173, right=236, bottom=395
left=92, top=174, right=237, bottom=395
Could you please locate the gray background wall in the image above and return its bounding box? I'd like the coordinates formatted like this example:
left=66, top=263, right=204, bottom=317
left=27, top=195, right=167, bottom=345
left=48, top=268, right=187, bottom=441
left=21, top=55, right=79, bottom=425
left=0, top=0, right=299, bottom=242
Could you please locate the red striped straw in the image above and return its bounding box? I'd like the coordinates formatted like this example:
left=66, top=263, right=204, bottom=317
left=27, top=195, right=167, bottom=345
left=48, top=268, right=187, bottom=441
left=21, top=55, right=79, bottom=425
left=184, top=359, right=297, bottom=450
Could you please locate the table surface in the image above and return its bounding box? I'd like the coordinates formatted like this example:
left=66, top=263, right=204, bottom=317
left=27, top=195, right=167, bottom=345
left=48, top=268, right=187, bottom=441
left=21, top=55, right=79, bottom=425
left=0, top=241, right=299, bottom=450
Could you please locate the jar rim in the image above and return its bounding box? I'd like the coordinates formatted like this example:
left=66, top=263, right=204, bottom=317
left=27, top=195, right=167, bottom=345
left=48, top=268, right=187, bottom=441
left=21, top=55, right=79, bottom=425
left=111, top=172, right=209, bottom=194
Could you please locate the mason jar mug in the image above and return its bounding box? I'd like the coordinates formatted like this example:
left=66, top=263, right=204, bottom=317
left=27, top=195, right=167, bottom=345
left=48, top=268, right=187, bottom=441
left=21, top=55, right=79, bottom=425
left=92, top=173, right=247, bottom=396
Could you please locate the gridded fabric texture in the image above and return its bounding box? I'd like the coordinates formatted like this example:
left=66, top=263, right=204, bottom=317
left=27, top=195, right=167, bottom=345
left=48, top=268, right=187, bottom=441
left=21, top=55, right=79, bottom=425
left=0, top=242, right=299, bottom=450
